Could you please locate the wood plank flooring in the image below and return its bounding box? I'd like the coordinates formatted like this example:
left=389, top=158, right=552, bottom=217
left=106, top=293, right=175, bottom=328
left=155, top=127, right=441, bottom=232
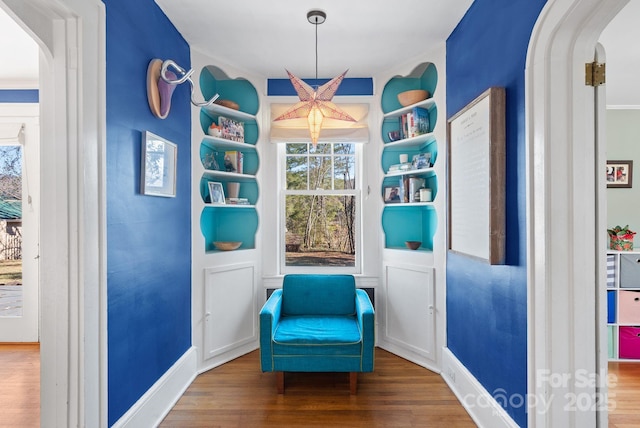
left=1, top=344, right=638, bottom=427
left=160, top=348, right=476, bottom=428
left=0, top=343, right=39, bottom=428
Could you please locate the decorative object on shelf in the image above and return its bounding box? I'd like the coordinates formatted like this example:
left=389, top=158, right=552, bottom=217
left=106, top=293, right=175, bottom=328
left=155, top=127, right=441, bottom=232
left=405, top=241, right=422, bottom=250
left=227, top=182, right=240, bottom=199
left=147, top=59, right=220, bottom=119
left=141, top=131, right=177, bottom=197
left=203, top=151, right=220, bottom=171
left=208, top=181, right=225, bottom=204
left=399, top=153, right=409, bottom=163
left=608, top=225, right=636, bottom=251
left=607, top=160, right=633, bottom=188
left=214, top=99, right=240, bottom=110
left=213, top=241, right=242, bottom=251
left=273, top=10, right=355, bottom=147
left=224, top=151, right=243, bottom=173
left=388, top=130, right=401, bottom=141
left=219, top=116, right=245, bottom=142
left=383, top=186, right=401, bottom=203
left=448, top=87, right=506, bottom=265
left=412, top=153, right=431, bottom=169
left=207, top=123, right=222, bottom=137
left=397, top=89, right=429, bottom=107
left=420, top=188, right=432, bottom=203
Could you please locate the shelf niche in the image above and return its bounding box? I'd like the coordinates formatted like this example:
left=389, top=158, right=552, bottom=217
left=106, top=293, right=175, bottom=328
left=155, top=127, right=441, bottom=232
left=198, top=65, right=260, bottom=252
left=380, top=62, right=439, bottom=252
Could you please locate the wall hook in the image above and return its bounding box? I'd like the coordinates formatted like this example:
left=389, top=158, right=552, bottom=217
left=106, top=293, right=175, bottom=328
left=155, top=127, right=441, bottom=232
left=147, top=58, right=220, bottom=119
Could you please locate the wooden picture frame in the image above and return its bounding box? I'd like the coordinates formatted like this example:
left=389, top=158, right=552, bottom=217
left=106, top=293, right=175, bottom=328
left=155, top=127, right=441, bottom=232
left=606, top=160, right=633, bottom=188
left=447, top=87, right=506, bottom=264
left=383, top=186, right=401, bottom=203
left=141, top=131, right=177, bottom=197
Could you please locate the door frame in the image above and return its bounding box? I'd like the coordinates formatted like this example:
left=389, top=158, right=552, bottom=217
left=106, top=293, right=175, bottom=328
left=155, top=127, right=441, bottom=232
left=526, top=0, right=628, bottom=426
left=0, top=0, right=106, bottom=426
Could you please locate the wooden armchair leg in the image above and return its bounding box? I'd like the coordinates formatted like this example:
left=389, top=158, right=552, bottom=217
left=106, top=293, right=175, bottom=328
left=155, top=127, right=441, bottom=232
left=350, top=372, right=358, bottom=394
left=276, top=371, right=284, bottom=394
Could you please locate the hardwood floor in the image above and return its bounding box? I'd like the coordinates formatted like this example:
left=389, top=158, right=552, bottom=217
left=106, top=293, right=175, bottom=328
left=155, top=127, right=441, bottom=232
left=0, top=343, right=39, bottom=428
left=0, top=344, right=638, bottom=427
left=160, top=348, right=476, bottom=427
left=609, top=362, right=640, bottom=428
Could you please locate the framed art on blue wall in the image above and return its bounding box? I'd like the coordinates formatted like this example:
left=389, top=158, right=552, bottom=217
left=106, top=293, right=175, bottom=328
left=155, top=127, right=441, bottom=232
left=141, top=130, right=177, bottom=197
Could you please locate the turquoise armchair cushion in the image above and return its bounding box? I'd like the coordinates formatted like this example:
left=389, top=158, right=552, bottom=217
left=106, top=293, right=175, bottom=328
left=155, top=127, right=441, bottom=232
left=260, top=274, right=375, bottom=373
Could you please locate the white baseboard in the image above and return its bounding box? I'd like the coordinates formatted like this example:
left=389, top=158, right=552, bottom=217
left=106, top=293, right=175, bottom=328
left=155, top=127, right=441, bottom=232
left=112, top=347, right=197, bottom=428
left=441, top=347, right=519, bottom=428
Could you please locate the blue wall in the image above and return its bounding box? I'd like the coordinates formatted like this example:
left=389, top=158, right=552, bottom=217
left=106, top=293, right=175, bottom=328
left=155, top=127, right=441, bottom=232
left=104, top=0, right=192, bottom=424
left=446, top=0, right=546, bottom=426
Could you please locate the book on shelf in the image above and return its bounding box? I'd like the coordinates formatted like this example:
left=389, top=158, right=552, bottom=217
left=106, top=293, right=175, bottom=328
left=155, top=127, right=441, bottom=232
left=219, top=116, right=244, bottom=143
left=397, top=107, right=430, bottom=139
left=225, top=197, right=250, bottom=205
left=224, top=151, right=243, bottom=174
left=388, top=162, right=413, bottom=172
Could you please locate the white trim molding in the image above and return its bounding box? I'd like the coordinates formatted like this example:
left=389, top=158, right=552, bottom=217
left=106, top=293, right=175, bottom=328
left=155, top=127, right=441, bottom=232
left=112, top=347, right=197, bottom=428
left=526, top=0, right=628, bottom=427
left=442, top=348, right=518, bottom=428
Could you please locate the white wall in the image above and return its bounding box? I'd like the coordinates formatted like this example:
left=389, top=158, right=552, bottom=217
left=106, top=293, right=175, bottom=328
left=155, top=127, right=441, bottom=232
left=606, top=109, right=640, bottom=234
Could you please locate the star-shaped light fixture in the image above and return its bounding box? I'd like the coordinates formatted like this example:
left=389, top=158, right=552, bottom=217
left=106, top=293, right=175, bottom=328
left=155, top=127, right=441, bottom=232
left=274, top=10, right=356, bottom=147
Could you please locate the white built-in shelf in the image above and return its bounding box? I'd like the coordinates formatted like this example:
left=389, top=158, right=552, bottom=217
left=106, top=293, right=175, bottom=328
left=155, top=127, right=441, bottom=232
left=201, top=103, right=256, bottom=122
left=385, top=167, right=435, bottom=178
left=383, top=98, right=436, bottom=119
left=201, top=136, right=256, bottom=151
left=384, top=133, right=436, bottom=150
left=204, top=203, right=255, bottom=209
left=203, top=169, right=256, bottom=182
left=383, top=202, right=435, bottom=208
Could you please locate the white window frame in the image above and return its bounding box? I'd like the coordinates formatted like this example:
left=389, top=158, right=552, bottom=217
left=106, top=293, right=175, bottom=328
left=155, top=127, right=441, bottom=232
left=278, top=141, right=362, bottom=275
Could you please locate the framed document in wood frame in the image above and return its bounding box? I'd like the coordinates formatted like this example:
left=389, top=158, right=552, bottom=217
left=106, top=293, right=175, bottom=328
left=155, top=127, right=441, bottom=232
left=447, top=87, right=506, bottom=264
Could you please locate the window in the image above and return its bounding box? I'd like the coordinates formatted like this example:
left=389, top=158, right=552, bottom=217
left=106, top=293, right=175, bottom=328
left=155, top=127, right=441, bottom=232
left=281, top=142, right=360, bottom=272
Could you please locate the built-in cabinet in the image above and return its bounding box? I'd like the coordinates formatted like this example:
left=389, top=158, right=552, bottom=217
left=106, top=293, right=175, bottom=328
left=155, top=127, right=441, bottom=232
left=607, top=251, right=640, bottom=360
left=197, top=65, right=260, bottom=252
left=380, top=63, right=438, bottom=252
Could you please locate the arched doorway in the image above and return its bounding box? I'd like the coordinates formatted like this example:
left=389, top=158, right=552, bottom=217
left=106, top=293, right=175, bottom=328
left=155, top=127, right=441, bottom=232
left=0, top=0, right=106, bottom=425
left=526, top=0, right=628, bottom=426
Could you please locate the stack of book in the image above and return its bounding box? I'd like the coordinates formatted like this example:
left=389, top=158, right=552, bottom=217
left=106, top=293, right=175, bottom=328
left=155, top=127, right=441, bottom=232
left=398, top=107, right=430, bottom=140
left=225, top=197, right=250, bottom=205
left=388, top=162, right=413, bottom=172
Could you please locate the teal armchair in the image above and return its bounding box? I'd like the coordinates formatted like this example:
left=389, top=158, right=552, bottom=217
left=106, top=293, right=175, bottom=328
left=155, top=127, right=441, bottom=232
left=259, top=274, right=375, bottom=393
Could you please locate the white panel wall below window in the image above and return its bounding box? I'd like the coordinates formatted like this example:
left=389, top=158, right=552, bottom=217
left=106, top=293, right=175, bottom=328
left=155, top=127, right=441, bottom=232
left=204, top=263, right=257, bottom=361
left=382, top=264, right=435, bottom=361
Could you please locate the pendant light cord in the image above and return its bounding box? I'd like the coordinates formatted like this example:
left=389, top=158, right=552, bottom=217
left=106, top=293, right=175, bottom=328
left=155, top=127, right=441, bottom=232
left=314, top=17, right=319, bottom=81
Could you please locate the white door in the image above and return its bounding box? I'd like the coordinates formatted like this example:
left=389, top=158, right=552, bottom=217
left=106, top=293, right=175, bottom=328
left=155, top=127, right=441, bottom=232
left=0, top=112, right=40, bottom=342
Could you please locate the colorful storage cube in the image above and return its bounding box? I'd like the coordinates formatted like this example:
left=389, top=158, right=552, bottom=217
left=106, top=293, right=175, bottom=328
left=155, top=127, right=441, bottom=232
left=618, top=290, right=640, bottom=324
left=608, top=325, right=616, bottom=359
left=608, top=290, right=616, bottom=324
left=620, top=254, right=640, bottom=288
left=619, top=326, right=640, bottom=359
left=607, top=254, right=616, bottom=288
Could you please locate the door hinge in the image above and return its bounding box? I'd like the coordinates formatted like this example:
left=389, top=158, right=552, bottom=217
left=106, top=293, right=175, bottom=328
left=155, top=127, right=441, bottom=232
left=586, top=62, right=606, bottom=86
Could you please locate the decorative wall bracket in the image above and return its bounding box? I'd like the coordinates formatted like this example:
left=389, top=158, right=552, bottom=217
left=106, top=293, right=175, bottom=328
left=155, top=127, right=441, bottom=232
left=147, top=58, right=220, bottom=119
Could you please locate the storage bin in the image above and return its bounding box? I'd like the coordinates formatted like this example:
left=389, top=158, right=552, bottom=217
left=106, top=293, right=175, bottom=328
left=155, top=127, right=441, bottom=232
left=608, top=325, right=616, bottom=359
left=620, top=254, right=640, bottom=288
left=618, top=290, right=640, bottom=324
left=608, top=290, right=616, bottom=324
left=618, top=326, right=640, bottom=359
left=607, top=254, right=616, bottom=288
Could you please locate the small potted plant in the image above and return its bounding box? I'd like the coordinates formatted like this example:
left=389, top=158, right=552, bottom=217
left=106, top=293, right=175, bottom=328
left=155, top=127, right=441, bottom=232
left=607, top=225, right=636, bottom=251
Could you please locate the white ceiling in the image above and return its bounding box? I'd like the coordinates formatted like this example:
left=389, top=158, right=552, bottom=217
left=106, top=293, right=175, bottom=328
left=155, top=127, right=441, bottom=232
left=154, top=0, right=474, bottom=79
left=1, top=1, right=639, bottom=106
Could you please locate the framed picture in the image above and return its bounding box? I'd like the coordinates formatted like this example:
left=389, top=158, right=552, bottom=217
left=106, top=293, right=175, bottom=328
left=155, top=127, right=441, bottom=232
left=607, top=160, right=633, bottom=188
left=447, top=87, right=506, bottom=265
left=208, top=181, right=225, bottom=204
left=141, top=131, right=177, bottom=197
left=383, top=186, right=401, bottom=203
